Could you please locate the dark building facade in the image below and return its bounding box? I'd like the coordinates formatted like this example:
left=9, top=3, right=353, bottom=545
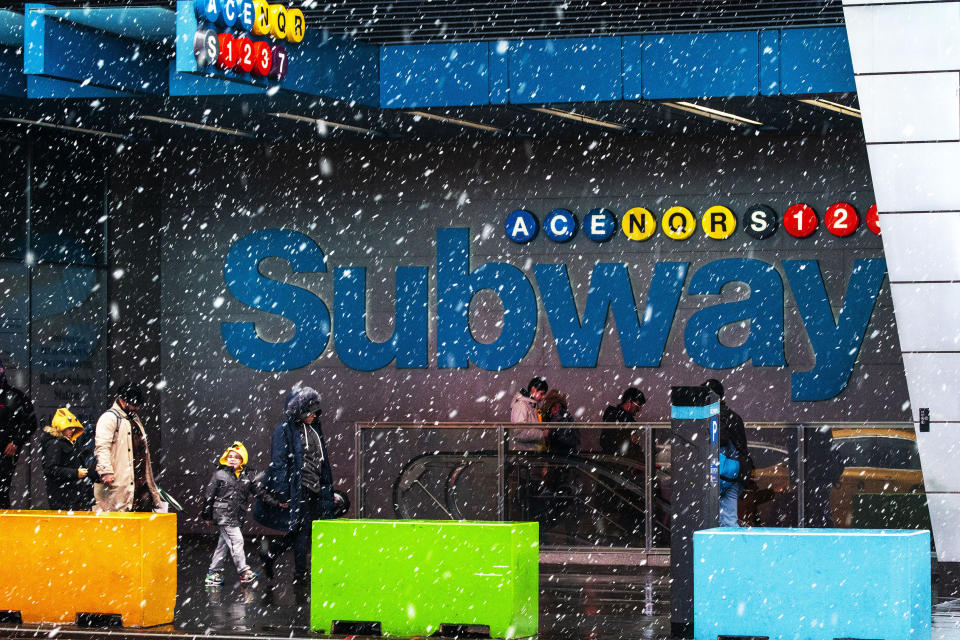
left=0, top=127, right=907, bottom=532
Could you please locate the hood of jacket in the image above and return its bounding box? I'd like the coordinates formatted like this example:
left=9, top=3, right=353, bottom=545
left=284, top=386, right=322, bottom=420
left=218, top=441, right=249, bottom=476
left=512, top=390, right=536, bottom=407
left=43, top=408, right=84, bottom=442
left=511, top=389, right=540, bottom=412
left=539, top=390, right=568, bottom=420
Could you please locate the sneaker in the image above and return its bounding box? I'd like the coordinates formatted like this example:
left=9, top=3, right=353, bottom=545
left=240, top=569, right=258, bottom=584
left=204, top=572, right=224, bottom=586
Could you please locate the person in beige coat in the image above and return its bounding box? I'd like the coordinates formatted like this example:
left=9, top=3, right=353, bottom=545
left=93, top=382, right=163, bottom=513
left=508, top=377, right=549, bottom=452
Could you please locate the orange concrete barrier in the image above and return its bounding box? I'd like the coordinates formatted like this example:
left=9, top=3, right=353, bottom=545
left=0, top=510, right=176, bottom=626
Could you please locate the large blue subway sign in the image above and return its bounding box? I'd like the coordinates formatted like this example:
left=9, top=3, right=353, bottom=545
left=220, top=227, right=887, bottom=402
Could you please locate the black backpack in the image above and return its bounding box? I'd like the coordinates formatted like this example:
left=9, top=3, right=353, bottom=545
left=80, top=438, right=99, bottom=484
left=81, top=409, right=123, bottom=484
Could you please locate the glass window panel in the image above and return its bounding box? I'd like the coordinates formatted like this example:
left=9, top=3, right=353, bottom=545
left=362, top=426, right=501, bottom=520
left=804, top=426, right=929, bottom=534
left=0, top=262, right=32, bottom=508
left=0, top=262, right=30, bottom=375
left=741, top=426, right=799, bottom=528
left=0, top=141, right=26, bottom=260
left=30, top=141, right=106, bottom=266
left=30, top=262, right=110, bottom=430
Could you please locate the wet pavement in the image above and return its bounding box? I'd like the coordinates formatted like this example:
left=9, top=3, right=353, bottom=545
left=170, top=535, right=671, bottom=639
left=537, top=566, right=669, bottom=640
left=3, top=534, right=960, bottom=639
left=173, top=534, right=319, bottom=636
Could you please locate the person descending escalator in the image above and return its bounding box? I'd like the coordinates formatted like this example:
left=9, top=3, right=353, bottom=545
left=540, top=390, right=580, bottom=536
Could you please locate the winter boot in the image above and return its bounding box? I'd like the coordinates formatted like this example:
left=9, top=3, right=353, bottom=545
left=258, top=542, right=275, bottom=581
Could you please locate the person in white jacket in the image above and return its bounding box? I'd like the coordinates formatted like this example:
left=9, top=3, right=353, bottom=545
left=508, top=377, right=549, bottom=452
left=93, top=382, right=163, bottom=513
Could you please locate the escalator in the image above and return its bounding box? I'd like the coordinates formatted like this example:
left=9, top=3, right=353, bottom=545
left=392, top=450, right=670, bottom=547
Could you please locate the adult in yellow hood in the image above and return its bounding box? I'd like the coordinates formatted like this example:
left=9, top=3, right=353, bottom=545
left=41, top=408, right=92, bottom=510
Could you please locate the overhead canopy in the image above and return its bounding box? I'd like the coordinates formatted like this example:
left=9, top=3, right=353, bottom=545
left=0, top=3, right=861, bottom=142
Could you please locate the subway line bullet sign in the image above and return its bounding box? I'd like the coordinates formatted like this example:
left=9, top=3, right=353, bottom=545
left=193, top=0, right=304, bottom=81
left=506, top=202, right=880, bottom=243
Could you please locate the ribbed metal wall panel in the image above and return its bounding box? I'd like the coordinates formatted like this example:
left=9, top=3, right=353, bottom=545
left=843, top=0, right=960, bottom=562
left=2, top=0, right=845, bottom=43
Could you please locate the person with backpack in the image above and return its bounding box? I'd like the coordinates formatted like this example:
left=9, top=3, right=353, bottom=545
left=41, top=408, right=93, bottom=510
left=541, top=389, right=579, bottom=454
left=93, top=382, right=163, bottom=513
left=540, top=390, right=580, bottom=530
left=703, top=378, right=754, bottom=527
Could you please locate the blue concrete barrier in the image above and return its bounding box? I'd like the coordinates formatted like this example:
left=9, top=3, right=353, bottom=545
left=694, top=528, right=930, bottom=640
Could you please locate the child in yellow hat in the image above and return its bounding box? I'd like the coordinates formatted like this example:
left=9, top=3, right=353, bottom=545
left=202, top=441, right=286, bottom=586
left=41, top=408, right=92, bottom=510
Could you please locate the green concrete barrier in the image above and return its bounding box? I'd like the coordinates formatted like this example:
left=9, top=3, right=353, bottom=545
left=310, top=519, right=538, bottom=638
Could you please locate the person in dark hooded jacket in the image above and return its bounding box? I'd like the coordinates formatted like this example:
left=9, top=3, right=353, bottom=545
left=41, top=408, right=92, bottom=510
left=541, top=389, right=579, bottom=454
left=540, top=390, right=580, bottom=528
left=599, top=387, right=646, bottom=460
left=254, top=386, right=335, bottom=587
left=703, top=378, right=753, bottom=527
left=0, top=359, right=37, bottom=508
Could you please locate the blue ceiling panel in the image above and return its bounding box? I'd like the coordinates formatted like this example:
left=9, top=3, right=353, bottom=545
left=381, top=42, right=489, bottom=108
left=24, top=3, right=167, bottom=95
left=288, top=35, right=378, bottom=105
left=0, top=9, right=23, bottom=46
left=639, top=31, right=759, bottom=100
left=489, top=41, right=509, bottom=105
left=34, top=7, right=175, bottom=42
left=27, top=74, right=134, bottom=98
left=0, top=47, right=25, bottom=97
left=509, top=37, right=622, bottom=104
left=780, top=27, right=854, bottom=94
left=759, top=30, right=781, bottom=96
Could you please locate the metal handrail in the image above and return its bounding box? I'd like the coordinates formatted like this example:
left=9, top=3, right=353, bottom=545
left=356, top=421, right=913, bottom=429
left=354, top=420, right=916, bottom=559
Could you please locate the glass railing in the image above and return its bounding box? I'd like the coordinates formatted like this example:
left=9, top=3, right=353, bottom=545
left=354, top=421, right=927, bottom=558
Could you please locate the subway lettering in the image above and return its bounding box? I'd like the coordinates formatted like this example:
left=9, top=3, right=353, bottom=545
left=221, top=227, right=888, bottom=402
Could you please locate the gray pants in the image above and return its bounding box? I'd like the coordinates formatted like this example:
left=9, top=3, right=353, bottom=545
left=209, top=525, right=250, bottom=574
